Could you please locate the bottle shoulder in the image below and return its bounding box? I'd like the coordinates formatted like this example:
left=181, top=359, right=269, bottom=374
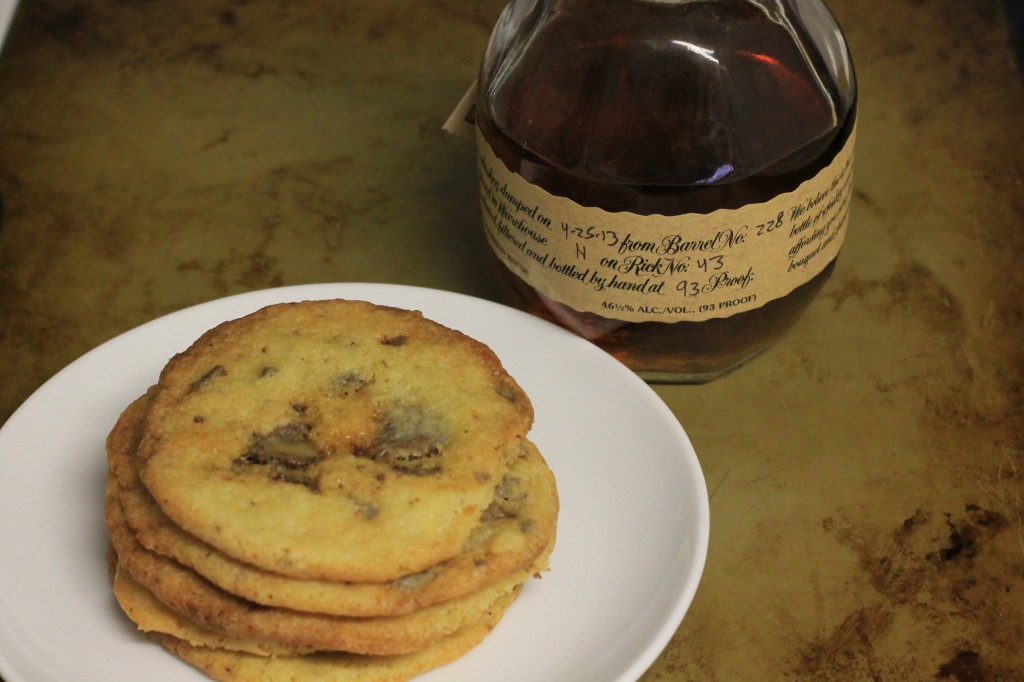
left=479, top=0, right=857, bottom=186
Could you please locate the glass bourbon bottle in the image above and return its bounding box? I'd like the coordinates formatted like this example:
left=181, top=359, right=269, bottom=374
left=474, top=0, right=857, bottom=382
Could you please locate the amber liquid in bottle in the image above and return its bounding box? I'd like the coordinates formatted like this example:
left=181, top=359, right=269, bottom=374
left=477, top=0, right=857, bottom=382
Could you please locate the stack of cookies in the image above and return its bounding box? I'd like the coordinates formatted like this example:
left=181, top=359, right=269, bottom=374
left=103, top=299, right=558, bottom=682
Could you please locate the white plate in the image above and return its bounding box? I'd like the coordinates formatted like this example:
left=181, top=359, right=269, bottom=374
left=0, top=283, right=709, bottom=682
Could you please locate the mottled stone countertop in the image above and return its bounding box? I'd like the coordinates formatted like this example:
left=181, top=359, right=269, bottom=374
left=1, top=1, right=1022, bottom=680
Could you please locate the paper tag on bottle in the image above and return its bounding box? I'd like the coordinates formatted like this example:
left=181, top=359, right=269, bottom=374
left=443, top=79, right=478, bottom=141
left=477, top=126, right=856, bottom=323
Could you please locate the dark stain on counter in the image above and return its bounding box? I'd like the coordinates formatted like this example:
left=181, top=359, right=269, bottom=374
left=932, top=505, right=1009, bottom=563
left=825, top=259, right=963, bottom=337
left=799, top=503, right=1024, bottom=679
left=935, top=648, right=999, bottom=682
left=29, top=3, right=99, bottom=50
left=795, top=604, right=895, bottom=679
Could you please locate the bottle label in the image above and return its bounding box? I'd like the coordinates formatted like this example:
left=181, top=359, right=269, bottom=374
left=476, top=126, right=856, bottom=323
